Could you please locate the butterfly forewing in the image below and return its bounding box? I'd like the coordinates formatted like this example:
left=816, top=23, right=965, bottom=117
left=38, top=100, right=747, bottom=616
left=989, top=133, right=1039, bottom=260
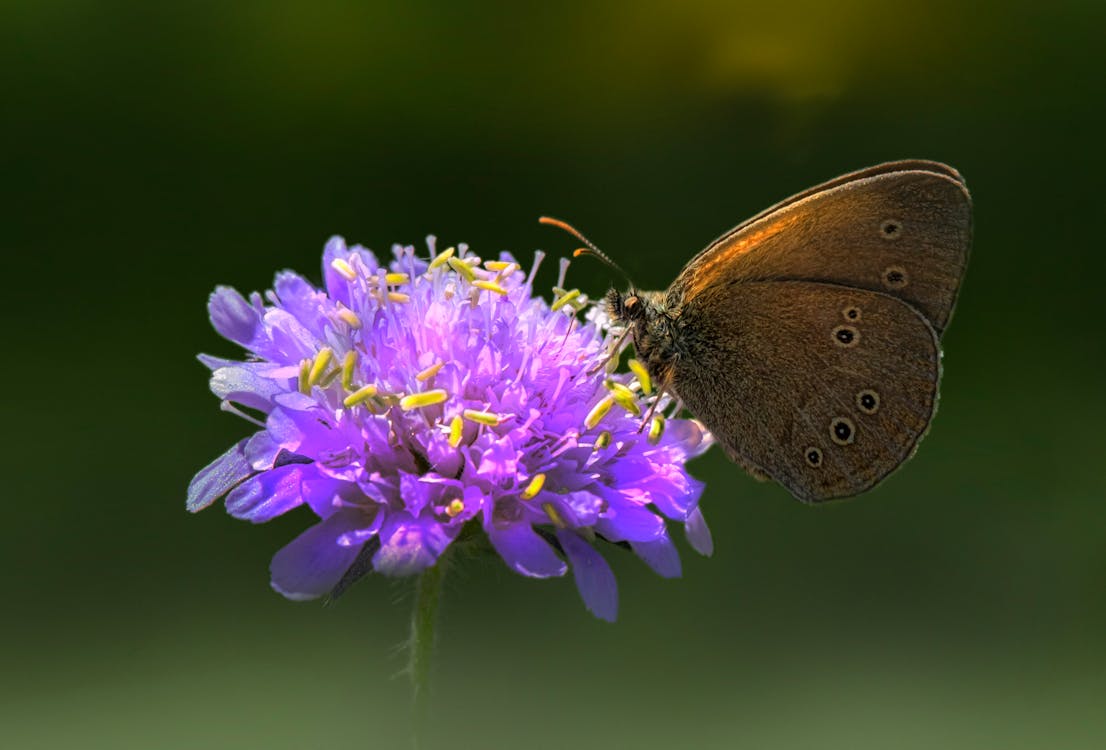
left=670, top=281, right=941, bottom=502
left=671, top=167, right=971, bottom=336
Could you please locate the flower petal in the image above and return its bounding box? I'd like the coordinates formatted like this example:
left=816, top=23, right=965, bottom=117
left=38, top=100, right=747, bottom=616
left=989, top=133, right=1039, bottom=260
left=225, top=464, right=308, bottom=522
left=270, top=509, right=370, bottom=601
left=631, top=534, right=682, bottom=578
left=372, top=512, right=455, bottom=576
left=556, top=529, right=618, bottom=622
left=187, top=438, right=252, bottom=512
left=209, top=365, right=286, bottom=412
left=208, top=286, right=261, bottom=348
left=487, top=522, right=567, bottom=578
left=684, top=506, right=713, bottom=557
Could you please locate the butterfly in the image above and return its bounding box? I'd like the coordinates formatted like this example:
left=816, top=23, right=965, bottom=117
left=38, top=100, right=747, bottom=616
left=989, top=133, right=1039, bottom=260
left=545, top=160, right=971, bottom=502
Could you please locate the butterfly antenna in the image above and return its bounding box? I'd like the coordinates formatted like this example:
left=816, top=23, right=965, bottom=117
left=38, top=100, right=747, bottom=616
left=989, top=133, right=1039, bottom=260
left=539, top=216, right=630, bottom=283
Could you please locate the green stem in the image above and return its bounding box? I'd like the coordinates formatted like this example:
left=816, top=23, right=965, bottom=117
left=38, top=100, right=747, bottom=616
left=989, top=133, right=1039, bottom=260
left=409, top=558, right=447, bottom=748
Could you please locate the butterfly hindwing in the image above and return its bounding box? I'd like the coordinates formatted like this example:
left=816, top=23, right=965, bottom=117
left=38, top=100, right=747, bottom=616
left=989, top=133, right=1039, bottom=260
left=670, top=281, right=941, bottom=502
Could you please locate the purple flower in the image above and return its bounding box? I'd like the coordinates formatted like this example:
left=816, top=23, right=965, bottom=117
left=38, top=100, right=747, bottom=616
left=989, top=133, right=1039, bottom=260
left=188, top=236, right=713, bottom=621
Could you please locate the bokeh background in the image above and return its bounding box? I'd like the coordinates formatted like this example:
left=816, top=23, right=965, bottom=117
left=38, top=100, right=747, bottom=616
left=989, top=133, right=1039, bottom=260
left=4, top=1, right=1106, bottom=748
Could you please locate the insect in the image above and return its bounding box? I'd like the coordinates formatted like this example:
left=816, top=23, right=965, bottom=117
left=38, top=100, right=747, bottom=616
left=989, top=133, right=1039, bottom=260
left=542, top=160, right=972, bottom=503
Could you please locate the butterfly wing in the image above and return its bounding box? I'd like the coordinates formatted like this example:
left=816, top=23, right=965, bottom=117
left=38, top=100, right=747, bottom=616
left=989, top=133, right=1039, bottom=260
left=670, top=280, right=941, bottom=503
left=671, top=164, right=971, bottom=336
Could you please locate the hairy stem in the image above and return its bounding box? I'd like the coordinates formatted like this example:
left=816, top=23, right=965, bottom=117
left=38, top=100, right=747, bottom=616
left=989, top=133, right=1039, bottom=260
left=409, top=559, right=447, bottom=748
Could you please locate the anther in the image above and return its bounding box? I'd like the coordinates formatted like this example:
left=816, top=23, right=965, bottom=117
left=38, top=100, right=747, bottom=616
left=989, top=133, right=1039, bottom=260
left=627, top=359, right=652, bottom=395
left=336, top=307, right=362, bottom=329
left=521, top=474, right=546, bottom=500
left=594, top=430, right=612, bottom=450
left=387, top=292, right=410, bottom=303
left=330, top=258, right=357, bottom=281
left=584, top=396, right=615, bottom=429
left=473, top=280, right=508, bottom=296
left=447, top=257, right=476, bottom=282
left=448, top=416, right=464, bottom=447
left=605, top=380, right=641, bottom=416
left=416, top=362, right=443, bottom=382
left=307, top=348, right=333, bottom=388
left=648, top=414, right=666, bottom=445
left=428, top=247, right=455, bottom=271
left=400, top=389, right=448, bottom=411
left=551, top=288, right=581, bottom=311
left=384, top=272, right=410, bottom=285
left=485, top=260, right=514, bottom=272
left=445, top=498, right=465, bottom=518
left=342, top=384, right=378, bottom=407
left=463, top=409, right=507, bottom=426
left=341, top=351, right=357, bottom=391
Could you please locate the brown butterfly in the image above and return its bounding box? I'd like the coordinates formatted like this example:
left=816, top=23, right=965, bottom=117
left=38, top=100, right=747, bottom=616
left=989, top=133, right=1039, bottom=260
left=543, top=160, right=971, bottom=503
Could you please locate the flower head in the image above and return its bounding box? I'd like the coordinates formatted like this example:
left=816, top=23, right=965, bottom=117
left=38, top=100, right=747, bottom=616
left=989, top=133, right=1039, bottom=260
left=188, top=236, right=713, bottom=620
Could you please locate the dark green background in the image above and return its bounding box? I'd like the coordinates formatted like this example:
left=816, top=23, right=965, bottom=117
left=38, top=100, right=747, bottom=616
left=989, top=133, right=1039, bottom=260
left=4, top=1, right=1105, bottom=748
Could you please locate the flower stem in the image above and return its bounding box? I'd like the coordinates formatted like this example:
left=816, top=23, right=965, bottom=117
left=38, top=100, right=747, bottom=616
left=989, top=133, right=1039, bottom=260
left=409, top=558, right=447, bottom=748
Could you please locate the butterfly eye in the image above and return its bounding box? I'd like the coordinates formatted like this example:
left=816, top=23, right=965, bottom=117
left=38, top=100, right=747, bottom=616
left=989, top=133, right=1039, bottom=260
left=882, top=265, right=909, bottom=290
left=856, top=389, right=880, bottom=414
left=842, top=306, right=861, bottom=321
left=804, top=447, right=823, bottom=468
left=880, top=219, right=903, bottom=240
left=832, top=325, right=860, bottom=348
left=830, top=417, right=856, bottom=446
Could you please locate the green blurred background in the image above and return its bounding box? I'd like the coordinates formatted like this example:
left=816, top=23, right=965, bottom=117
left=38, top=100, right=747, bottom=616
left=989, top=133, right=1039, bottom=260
left=4, top=1, right=1105, bottom=747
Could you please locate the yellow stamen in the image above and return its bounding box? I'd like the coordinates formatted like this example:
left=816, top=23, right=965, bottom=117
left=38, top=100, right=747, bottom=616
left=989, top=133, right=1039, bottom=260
left=330, top=258, right=357, bottom=281
left=604, top=379, right=636, bottom=401
left=463, top=409, right=505, bottom=426
left=611, top=390, right=641, bottom=417
left=448, top=415, right=464, bottom=447
left=473, top=280, right=508, bottom=296
left=341, top=351, right=357, bottom=391
left=551, top=288, right=580, bottom=311
left=541, top=501, right=565, bottom=528
left=384, top=272, right=410, bottom=285
left=485, top=260, right=515, bottom=272
left=521, top=473, right=546, bottom=500
left=400, top=389, right=448, bottom=411
left=446, top=498, right=465, bottom=518
left=628, top=359, right=652, bottom=395
left=605, top=352, right=620, bottom=374
left=306, top=348, right=333, bottom=388
left=336, top=307, right=362, bottom=329
left=342, top=384, right=378, bottom=407
left=387, top=291, right=410, bottom=303
left=447, top=256, right=476, bottom=282
left=648, top=414, right=666, bottom=444
left=594, top=430, right=612, bottom=450
left=584, top=396, right=615, bottom=429
left=429, top=246, right=455, bottom=270
left=416, top=362, right=443, bottom=382
left=297, top=358, right=311, bottom=394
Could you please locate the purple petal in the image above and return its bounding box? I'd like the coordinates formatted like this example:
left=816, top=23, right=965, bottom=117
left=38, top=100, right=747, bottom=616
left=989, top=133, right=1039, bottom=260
left=557, top=530, right=618, bottom=622
left=685, top=506, right=713, bottom=557
left=322, top=236, right=353, bottom=305
left=631, top=534, right=682, bottom=578
left=208, top=286, right=261, bottom=348
left=372, top=512, right=455, bottom=576
left=209, top=365, right=286, bottom=412
left=595, top=493, right=664, bottom=542
left=225, top=464, right=308, bottom=522
left=663, top=419, right=713, bottom=458
left=487, top=522, right=567, bottom=578
left=270, top=508, right=370, bottom=600
left=187, top=438, right=252, bottom=512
